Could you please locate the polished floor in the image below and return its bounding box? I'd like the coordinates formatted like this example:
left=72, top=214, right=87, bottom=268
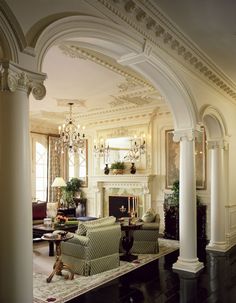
left=68, top=242, right=236, bottom=303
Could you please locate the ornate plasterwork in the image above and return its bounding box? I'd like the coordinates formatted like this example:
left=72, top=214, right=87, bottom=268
left=109, top=95, right=151, bottom=107
left=0, top=60, right=46, bottom=99
left=56, top=98, right=87, bottom=108
left=97, top=0, right=236, bottom=102
left=58, top=43, right=154, bottom=91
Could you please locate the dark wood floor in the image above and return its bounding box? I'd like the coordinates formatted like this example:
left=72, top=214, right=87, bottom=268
left=68, top=242, right=236, bottom=303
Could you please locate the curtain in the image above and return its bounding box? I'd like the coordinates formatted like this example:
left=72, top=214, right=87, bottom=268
left=48, top=136, right=67, bottom=202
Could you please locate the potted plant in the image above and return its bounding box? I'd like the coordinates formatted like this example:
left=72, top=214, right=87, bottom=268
left=62, top=177, right=84, bottom=207
left=110, top=161, right=126, bottom=175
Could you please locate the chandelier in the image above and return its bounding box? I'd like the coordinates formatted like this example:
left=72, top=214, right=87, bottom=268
left=124, top=136, right=146, bottom=162
left=55, top=103, right=86, bottom=154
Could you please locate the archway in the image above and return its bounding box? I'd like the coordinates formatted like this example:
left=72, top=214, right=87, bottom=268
left=0, top=14, right=204, bottom=302
left=201, top=105, right=229, bottom=251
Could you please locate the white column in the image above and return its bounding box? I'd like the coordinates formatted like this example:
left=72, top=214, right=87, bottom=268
left=173, top=129, right=204, bottom=273
left=0, top=61, right=46, bottom=303
left=207, top=141, right=227, bottom=251
left=93, top=182, right=103, bottom=217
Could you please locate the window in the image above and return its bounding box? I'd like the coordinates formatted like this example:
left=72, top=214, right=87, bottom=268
left=31, top=134, right=48, bottom=201
left=35, top=142, right=48, bottom=200
left=68, top=146, right=87, bottom=185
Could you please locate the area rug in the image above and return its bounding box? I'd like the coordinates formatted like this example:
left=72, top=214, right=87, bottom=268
left=33, top=245, right=178, bottom=303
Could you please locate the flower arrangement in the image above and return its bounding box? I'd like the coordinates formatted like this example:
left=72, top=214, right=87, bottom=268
left=55, top=214, right=68, bottom=225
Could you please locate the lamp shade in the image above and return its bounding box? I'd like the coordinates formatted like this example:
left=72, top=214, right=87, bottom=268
left=51, top=177, right=67, bottom=187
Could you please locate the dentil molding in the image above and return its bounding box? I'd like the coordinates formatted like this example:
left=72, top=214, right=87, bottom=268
left=96, top=0, right=236, bottom=103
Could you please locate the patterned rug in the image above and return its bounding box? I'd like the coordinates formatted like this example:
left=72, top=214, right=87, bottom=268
left=33, top=244, right=178, bottom=303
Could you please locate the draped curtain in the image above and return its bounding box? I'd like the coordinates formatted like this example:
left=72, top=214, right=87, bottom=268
left=48, top=136, right=67, bottom=202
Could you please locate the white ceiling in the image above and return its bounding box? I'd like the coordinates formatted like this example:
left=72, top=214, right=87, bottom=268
left=29, top=1, right=236, bottom=132
left=30, top=43, right=163, bottom=132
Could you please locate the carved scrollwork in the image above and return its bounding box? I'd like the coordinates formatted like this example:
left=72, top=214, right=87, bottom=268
left=31, top=82, right=46, bottom=100
left=7, top=73, right=18, bottom=91
left=0, top=62, right=46, bottom=99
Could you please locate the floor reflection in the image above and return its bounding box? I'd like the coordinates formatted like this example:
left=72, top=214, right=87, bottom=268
left=69, top=244, right=236, bottom=303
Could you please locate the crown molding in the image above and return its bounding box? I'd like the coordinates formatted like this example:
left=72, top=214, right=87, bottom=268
left=59, top=43, right=154, bottom=91
left=97, top=0, right=236, bottom=103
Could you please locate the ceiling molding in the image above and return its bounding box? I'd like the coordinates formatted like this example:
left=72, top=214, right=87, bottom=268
left=58, top=43, right=155, bottom=91
left=97, top=0, right=236, bottom=102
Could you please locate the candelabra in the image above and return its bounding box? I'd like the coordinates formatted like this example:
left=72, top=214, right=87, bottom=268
left=124, top=136, right=146, bottom=162
left=93, top=139, right=110, bottom=160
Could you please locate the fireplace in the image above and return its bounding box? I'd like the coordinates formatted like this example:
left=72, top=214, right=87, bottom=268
left=90, top=175, right=154, bottom=218
left=109, top=196, right=129, bottom=218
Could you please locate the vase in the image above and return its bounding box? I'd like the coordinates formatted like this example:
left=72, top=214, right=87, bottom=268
left=130, top=162, right=136, bottom=174
left=104, top=164, right=110, bottom=175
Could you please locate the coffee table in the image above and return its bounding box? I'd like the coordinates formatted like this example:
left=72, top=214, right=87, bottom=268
left=33, top=223, right=78, bottom=256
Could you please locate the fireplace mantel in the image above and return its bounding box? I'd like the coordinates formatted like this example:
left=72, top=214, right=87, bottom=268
left=90, top=174, right=155, bottom=217
left=90, top=174, right=154, bottom=185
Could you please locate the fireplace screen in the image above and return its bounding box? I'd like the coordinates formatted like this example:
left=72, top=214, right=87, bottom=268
left=109, top=196, right=129, bottom=218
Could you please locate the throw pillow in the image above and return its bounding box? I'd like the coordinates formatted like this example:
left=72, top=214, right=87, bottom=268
left=142, top=209, right=156, bottom=223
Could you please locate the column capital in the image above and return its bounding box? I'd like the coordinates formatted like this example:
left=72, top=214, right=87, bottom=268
left=0, top=60, right=46, bottom=99
left=207, top=139, right=228, bottom=150
left=173, top=127, right=202, bottom=143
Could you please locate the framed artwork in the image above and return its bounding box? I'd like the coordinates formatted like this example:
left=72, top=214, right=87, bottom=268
left=165, top=129, right=206, bottom=190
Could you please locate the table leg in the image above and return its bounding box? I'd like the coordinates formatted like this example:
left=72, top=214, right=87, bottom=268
left=120, top=230, right=138, bottom=262
left=49, top=241, right=54, bottom=256
left=46, top=240, right=74, bottom=283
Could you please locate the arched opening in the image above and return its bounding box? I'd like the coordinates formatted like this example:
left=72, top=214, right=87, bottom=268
left=201, top=105, right=229, bottom=251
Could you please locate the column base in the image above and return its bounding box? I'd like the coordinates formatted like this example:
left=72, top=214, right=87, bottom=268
left=173, top=257, right=204, bottom=273
left=206, top=241, right=229, bottom=252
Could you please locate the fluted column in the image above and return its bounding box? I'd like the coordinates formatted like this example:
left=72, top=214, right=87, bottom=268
left=0, top=60, right=46, bottom=303
left=207, top=141, right=227, bottom=251
left=172, top=129, right=204, bottom=273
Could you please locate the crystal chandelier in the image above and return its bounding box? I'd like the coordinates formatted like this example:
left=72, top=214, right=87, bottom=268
left=55, top=103, right=86, bottom=154
left=124, top=136, right=146, bottom=162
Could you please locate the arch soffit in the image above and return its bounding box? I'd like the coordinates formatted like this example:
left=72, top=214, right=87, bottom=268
left=0, top=1, right=27, bottom=62
left=200, top=105, right=228, bottom=140
left=35, top=15, right=197, bottom=130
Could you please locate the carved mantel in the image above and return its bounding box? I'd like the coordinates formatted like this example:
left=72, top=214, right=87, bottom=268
left=90, top=174, right=155, bottom=217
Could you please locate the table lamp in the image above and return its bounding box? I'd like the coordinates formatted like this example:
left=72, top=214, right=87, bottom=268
left=51, top=177, right=67, bottom=207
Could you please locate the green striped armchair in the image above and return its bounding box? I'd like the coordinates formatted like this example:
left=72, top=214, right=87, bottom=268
left=120, top=213, right=160, bottom=254
left=61, top=216, right=121, bottom=276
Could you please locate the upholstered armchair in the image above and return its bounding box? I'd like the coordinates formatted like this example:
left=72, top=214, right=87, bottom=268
left=61, top=216, right=121, bottom=276
left=120, top=210, right=160, bottom=254
left=132, top=213, right=160, bottom=254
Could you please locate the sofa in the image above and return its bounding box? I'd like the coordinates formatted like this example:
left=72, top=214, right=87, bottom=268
left=61, top=216, right=121, bottom=276
left=32, top=201, right=59, bottom=225
left=32, top=201, right=47, bottom=225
